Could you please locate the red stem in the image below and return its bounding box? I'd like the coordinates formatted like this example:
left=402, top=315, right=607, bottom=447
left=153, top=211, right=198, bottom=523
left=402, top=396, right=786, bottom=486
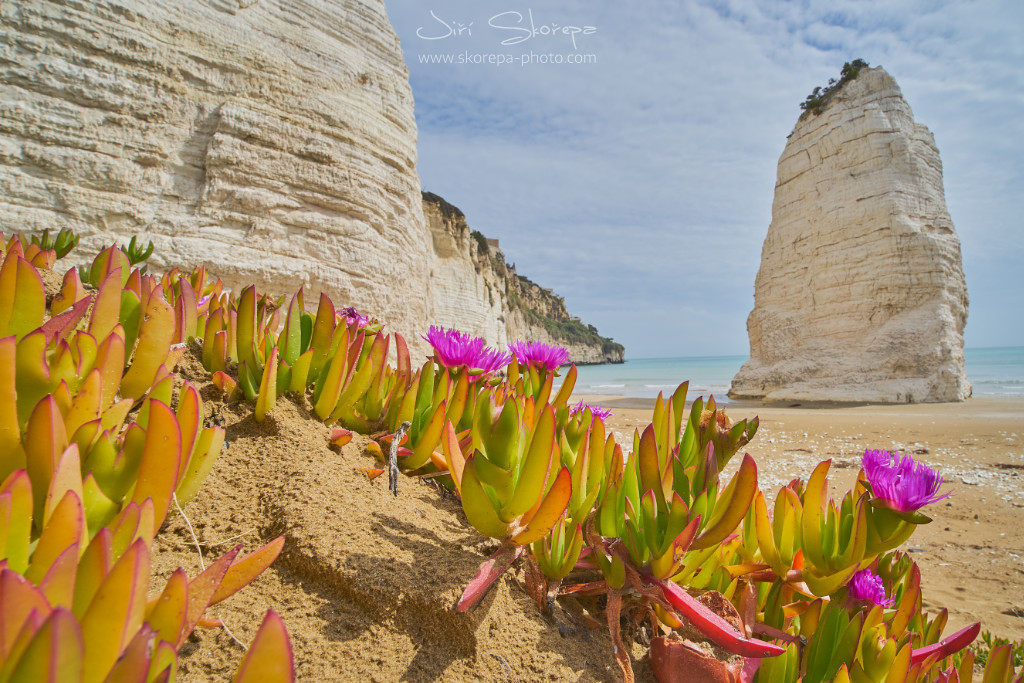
left=649, top=576, right=787, bottom=658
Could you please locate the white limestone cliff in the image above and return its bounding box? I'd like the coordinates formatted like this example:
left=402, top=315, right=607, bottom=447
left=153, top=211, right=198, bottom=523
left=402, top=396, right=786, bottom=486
left=0, top=0, right=432, bottom=341
left=0, top=0, right=623, bottom=363
left=730, top=66, right=969, bottom=403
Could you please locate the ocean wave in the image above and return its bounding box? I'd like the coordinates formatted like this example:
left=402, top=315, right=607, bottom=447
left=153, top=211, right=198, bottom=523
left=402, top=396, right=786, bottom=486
left=589, top=383, right=626, bottom=389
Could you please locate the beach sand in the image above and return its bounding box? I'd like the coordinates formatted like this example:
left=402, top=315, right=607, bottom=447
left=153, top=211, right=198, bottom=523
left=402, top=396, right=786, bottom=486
left=153, top=349, right=1024, bottom=682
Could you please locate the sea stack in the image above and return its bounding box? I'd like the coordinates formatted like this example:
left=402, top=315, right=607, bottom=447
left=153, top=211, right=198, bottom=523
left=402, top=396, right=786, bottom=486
left=730, top=66, right=969, bottom=403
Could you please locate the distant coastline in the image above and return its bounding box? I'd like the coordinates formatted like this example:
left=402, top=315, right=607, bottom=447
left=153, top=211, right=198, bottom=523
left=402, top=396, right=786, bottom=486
left=566, top=346, right=1024, bottom=401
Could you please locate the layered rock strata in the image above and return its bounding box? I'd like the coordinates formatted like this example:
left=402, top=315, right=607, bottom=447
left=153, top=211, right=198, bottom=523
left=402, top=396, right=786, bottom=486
left=730, top=66, right=969, bottom=403
left=0, top=1, right=622, bottom=364
left=0, top=0, right=432, bottom=340
left=424, top=193, right=624, bottom=365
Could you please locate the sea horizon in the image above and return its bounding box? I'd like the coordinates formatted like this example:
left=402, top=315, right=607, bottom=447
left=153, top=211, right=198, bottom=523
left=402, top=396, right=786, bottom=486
left=568, top=345, right=1024, bottom=401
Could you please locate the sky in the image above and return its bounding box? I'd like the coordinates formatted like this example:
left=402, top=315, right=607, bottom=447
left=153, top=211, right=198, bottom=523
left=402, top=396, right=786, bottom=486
left=383, top=0, right=1023, bottom=359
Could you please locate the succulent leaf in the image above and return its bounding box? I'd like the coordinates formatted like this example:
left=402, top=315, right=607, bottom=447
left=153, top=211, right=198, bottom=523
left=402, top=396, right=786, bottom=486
left=404, top=402, right=447, bottom=472
left=94, top=330, right=126, bottom=414
left=177, top=546, right=240, bottom=647
left=102, top=621, right=154, bottom=683
left=50, top=268, right=86, bottom=316
left=652, top=577, right=786, bottom=658
left=88, top=270, right=123, bottom=346
left=71, top=528, right=112, bottom=617
left=25, top=396, right=69, bottom=528
left=254, top=347, right=278, bottom=423
left=235, top=286, right=260, bottom=376
left=81, top=474, right=118, bottom=537
left=117, top=290, right=142, bottom=357
left=312, top=328, right=350, bottom=421
left=26, top=491, right=84, bottom=589
left=910, top=622, right=980, bottom=665
left=4, top=607, right=83, bottom=683
left=80, top=539, right=149, bottom=683
left=692, top=453, right=757, bottom=552
left=14, top=330, right=51, bottom=430
left=39, top=295, right=91, bottom=347
left=455, top=543, right=525, bottom=613
left=278, top=291, right=303, bottom=367
left=118, top=291, right=174, bottom=400
left=174, top=427, right=224, bottom=507
left=0, top=336, right=26, bottom=482
left=231, top=610, right=295, bottom=683
left=459, top=457, right=512, bottom=539
left=800, top=459, right=832, bottom=573
left=209, top=536, right=285, bottom=605
left=129, top=401, right=181, bottom=529
left=0, top=253, right=45, bottom=341
left=441, top=420, right=466, bottom=492
left=145, top=568, right=188, bottom=647
left=512, top=467, right=572, bottom=545
left=500, top=406, right=556, bottom=521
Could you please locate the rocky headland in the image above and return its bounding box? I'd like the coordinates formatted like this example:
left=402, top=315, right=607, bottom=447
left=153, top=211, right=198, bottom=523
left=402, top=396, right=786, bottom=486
left=424, top=192, right=624, bottom=364
left=730, top=65, right=969, bottom=403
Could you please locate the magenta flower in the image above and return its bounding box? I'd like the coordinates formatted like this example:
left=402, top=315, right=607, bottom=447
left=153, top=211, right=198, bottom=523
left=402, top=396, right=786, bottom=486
left=508, top=341, right=570, bottom=371
left=848, top=569, right=894, bottom=607
left=340, top=306, right=371, bottom=328
left=862, top=449, right=951, bottom=513
left=422, top=326, right=511, bottom=374
left=569, top=400, right=612, bottom=421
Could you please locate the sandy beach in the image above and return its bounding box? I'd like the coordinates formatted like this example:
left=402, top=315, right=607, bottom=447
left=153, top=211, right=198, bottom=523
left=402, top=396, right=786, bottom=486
left=585, top=395, right=1024, bottom=643
left=154, top=352, right=1024, bottom=681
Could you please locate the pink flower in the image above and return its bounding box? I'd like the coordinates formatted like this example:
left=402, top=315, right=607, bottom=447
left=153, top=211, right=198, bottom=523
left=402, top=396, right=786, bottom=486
left=340, top=306, right=371, bottom=328
left=848, top=569, right=894, bottom=607
left=569, top=400, right=612, bottom=421
left=422, top=326, right=511, bottom=374
left=508, top=341, right=570, bottom=371
left=862, top=449, right=951, bottom=513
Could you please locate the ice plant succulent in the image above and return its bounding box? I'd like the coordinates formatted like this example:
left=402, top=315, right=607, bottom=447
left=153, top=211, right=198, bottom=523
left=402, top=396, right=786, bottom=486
left=847, top=568, right=894, bottom=608
left=446, top=402, right=573, bottom=611
left=16, top=236, right=1009, bottom=683
left=0, top=236, right=296, bottom=681
left=862, top=449, right=951, bottom=513
left=422, top=325, right=510, bottom=374
left=507, top=340, right=569, bottom=371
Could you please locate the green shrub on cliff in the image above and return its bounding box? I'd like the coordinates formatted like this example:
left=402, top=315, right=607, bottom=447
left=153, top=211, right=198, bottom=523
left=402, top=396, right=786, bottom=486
left=800, top=58, right=869, bottom=116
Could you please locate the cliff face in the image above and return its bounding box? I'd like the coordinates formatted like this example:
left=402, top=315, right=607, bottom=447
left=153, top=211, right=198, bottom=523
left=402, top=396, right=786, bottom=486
left=730, top=66, right=969, bottom=403
left=424, top=193, right=625, bottom=365
left=0, top=0, right=623, bottom=364
left=0, top=0, right=432, bottom=339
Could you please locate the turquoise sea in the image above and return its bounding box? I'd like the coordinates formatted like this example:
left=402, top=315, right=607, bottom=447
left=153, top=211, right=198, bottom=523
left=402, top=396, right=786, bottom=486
left=569, top=346, right=1024, bottom=401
